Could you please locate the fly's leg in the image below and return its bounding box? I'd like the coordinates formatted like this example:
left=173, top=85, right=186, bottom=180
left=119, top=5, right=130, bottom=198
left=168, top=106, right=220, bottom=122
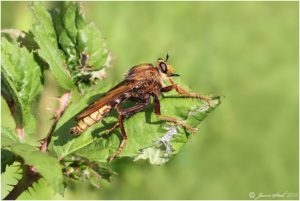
left=153, top=95, right=197, bottom=133
left=103, top=98, right=150, bottom=137
left=108, top=105, right=127, bottom=162
left=103, top=122, right=119, bottom=136
left=157, top=115, right=198, bottom=133
left=162, top=78, right=213, bottom=105
left=108, top=98, right=150, bottom=162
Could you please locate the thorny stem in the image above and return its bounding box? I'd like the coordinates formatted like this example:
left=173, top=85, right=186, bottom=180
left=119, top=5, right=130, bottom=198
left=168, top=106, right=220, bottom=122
left=39, top=92, right=71, bottom=152
left=5, top=92, right=71, bottom=200
left=4, top=165, right=41, bottom=200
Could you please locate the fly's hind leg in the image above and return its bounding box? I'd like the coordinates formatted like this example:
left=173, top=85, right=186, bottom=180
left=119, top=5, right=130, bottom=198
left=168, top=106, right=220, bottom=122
left=153, top=95, right=198, bottom=134
left=107, top=98, right=150, bottom=162
left=107, top=105, right=127, bottom=162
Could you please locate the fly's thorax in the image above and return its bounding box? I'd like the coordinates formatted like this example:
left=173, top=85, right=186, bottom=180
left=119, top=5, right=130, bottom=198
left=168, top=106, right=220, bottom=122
left=131, top=78, right=162, bottom=99
left=126, top=64, right=159, bottom=81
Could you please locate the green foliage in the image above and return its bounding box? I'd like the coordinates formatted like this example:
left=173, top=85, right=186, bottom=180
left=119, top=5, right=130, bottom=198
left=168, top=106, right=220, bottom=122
left=2, top=127, right=64, bottom=194
left=30, top=2, right=73, bottom=90
left=1, top=1, right=221, bottom=200
left=28, top=1, right=110, bottom=91
left=1, top=2, right=114, bottom=198
left=2, top=127, right=20, bottom=147
left=49, top=81, right=113, bottom=158
left=1, top=149, right=15, bottom=173
left=1, top=127, right=18, bottom=173
left=1, top=127, right=20, bottom=173
left=1, top=38, right=43, bottom=135
left=63, top=155, right=116, bottom=188
left=10, top=143, right=65, bottom=195
left=51, top=2, right=110, bottom=89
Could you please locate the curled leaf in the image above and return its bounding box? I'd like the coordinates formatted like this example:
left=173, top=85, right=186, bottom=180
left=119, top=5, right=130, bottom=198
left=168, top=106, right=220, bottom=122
left=51, top=2, right=110, bottom=89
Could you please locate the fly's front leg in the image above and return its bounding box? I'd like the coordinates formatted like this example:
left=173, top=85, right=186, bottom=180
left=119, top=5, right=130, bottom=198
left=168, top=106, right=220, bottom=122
left=153, top=95, right=197, bottom=133
left=108, top=98, right=150, bottom=161
left=162, top=78, right=212, bottom=105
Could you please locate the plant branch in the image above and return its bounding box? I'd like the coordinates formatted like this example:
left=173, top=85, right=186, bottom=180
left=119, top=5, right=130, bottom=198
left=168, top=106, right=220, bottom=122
left=4, top=92, right=71, bottom=200
left=4, top=165, right=41, bottom=200
left=39, top=92, right=71, bottom=152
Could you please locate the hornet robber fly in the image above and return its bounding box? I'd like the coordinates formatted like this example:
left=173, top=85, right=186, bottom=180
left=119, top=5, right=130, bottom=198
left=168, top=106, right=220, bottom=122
left=70, top=54, right=213, bottom=161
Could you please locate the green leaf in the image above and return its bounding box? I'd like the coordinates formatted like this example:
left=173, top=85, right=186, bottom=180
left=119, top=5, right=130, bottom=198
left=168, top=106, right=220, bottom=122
left=62, top=155, right=115, bottom=188
left=30, top=2, right=73, bottom=90
left=133, top=97, right=220, bottom=165
left=72, top=2, right=109, bottom=70
left=1, top=37, right=43, bottom=136
left=63, top=3, right=78, bottom=44
left=49, top=81, right=113, bottom=157
left=77, top=23, right=109, bottom=70
left=1, top=127, right=18, bottom=173
left=17, top=31, right=40, bottom=52
left=1, top=149, right=16, bottom=173
left=50, top=78, right=221, bottom=165
left=1, top=127, right=20, bottom=148
left=10, top=143, right=65, bottom=195
left=51, top=7, right=78, bottom=70
left=51, top=2, right=110, bottom=88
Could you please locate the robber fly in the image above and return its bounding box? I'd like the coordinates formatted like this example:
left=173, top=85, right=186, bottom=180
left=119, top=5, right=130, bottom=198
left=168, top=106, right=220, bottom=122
left=70, top=55, right=213, bottom=161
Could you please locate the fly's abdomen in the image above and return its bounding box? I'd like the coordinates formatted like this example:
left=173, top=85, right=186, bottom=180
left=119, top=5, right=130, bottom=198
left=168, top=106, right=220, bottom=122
left=70, top=105, right=112, bottom=135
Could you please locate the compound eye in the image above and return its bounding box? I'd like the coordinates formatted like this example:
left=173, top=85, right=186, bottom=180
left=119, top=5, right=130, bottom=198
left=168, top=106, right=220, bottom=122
left=159, top=62, right=168, bottom=73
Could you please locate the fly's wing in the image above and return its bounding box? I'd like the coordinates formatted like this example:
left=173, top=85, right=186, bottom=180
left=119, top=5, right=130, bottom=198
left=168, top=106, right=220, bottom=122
left=75, top=80, right=137, bottom=120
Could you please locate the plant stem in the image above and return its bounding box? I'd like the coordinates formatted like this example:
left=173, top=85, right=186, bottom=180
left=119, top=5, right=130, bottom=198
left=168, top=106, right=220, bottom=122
left=39, top=92, right=71, bottom=152
left=4, top=166, right=41, bottom=200
left=5, top=92, right=71, bottom=200
left=16, top=128, right=25, bottom=142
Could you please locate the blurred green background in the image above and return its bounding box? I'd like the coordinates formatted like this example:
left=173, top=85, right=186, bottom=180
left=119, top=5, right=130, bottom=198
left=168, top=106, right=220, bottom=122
left=1, top=1, right=298, bottom=200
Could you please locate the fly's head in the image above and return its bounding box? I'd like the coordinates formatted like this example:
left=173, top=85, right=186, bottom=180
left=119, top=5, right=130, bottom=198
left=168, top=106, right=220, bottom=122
left=156, top=54, right=180, bottom=82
